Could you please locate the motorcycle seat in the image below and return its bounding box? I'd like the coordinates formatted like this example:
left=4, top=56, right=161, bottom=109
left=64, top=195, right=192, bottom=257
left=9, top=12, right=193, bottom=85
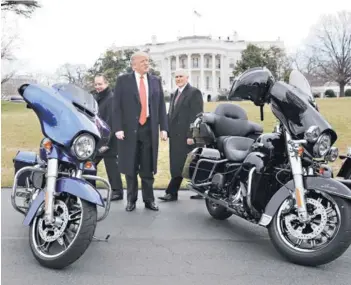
left=222, top=136, right=255, bottom=162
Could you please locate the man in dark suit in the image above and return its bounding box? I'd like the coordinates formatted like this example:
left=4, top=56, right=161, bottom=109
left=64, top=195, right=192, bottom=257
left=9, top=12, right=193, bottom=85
left=93, top=74, right=123, bottom=201
left=113, top=51, right=168, bottom=212
left=158, top=69, right=204, bottom=202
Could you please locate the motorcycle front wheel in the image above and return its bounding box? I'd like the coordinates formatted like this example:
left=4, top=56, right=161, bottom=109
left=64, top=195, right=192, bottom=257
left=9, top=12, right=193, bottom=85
left=268, top=191, right=351, bottom=266
left=29, top=194, right=97, bottom=269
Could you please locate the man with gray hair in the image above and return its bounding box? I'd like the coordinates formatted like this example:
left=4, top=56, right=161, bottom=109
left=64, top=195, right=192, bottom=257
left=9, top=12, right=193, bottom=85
left=159, top=68, right=204, bottom=202
left=112, top=51, right=168, bottom=212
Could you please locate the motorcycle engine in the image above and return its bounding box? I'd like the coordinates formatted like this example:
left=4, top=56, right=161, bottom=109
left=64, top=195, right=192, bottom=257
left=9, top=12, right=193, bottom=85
left=209, top=173, right=226, bottom=194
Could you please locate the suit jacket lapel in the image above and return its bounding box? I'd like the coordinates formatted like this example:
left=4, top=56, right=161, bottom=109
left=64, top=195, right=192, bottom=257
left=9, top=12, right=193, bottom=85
left=130, top=72, right=140, bottom=105
left=147, top=73, right=152, bottom=106
left=171, top=83, right=190, bottom=120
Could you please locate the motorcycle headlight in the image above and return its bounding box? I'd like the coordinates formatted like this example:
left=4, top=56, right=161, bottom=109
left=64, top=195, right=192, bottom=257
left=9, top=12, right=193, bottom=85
left=71, top=133, right=96, bottom=160
left=325, top=147, right=339, bottom=162
left=313, top=133, right=331, bottom=157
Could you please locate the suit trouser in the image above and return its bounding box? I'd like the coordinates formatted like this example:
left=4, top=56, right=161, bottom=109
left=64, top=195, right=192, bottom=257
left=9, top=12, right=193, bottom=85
left=93, top=155, right=123, bottom=195
left=165, top=176, right=183, bottom=196
left=126, top=119, right=154, bottom=203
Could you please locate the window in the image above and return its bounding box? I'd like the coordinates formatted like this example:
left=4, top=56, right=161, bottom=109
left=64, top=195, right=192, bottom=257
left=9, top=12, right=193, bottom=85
left=181, top=58, right=186, bottom=68
left=196, top=76, right=200, bottom=89
left=192, top=57, right=199, bottom=68
left=206, top=76, right=210, bottom=89
left=218, top=77, right=221, bottom=89
left=205, top=58, right=210, bottom=68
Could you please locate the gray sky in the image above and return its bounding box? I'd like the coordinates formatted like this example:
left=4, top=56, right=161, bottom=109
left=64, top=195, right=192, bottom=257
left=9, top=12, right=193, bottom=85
left=2, top=0, right=350, bottom=75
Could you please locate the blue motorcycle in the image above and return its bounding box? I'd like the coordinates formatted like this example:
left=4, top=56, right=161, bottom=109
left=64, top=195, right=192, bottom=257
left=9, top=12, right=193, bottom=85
left=11, top=83, right=112, bottom=269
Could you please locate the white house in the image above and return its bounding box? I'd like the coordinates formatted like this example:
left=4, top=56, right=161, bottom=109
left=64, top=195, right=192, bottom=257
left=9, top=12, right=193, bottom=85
left=112, top=33, right=284, bottom=101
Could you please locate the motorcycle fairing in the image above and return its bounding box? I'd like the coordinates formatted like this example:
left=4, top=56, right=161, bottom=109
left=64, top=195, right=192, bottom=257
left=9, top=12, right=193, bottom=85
left=20, top=84, right=101, bottom=148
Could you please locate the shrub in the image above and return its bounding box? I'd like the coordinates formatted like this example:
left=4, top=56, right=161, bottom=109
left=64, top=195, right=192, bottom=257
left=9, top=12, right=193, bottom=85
left=345, top=89, right=351, bottom=97
left=324, top=89, right=336, bottom=98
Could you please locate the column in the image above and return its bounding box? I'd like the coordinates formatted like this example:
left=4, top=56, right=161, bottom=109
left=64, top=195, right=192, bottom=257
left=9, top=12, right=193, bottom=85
left=187, top=53, right=192, bottom=83
left=168, top=57, right=172, bottom=91
left=176, top=55, right=179, bottom=70
left=220, top=54, right=225, bottom=91
left=200, top=53, right=204, bottom=92
left=212, top=54, right=216, bottom=93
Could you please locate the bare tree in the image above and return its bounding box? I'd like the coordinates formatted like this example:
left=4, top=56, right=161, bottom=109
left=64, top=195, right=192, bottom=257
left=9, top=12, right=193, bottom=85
left=1, top=0, right=41, bottom=18
left=307, top=10, right=351, bottom=97
left=56, top=63, right=89, bottom=89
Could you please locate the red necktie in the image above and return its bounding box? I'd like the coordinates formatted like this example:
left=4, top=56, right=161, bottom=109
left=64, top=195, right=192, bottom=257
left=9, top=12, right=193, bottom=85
left=139, top=75, right=147, bottom=125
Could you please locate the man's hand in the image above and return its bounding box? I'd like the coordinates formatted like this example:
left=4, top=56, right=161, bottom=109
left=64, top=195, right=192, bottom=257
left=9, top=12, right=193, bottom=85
left=187, top=138, right=194, bottom=145
left=115, top=131, right=125, bottom=140
left=161, top=131, right=168, bottom=141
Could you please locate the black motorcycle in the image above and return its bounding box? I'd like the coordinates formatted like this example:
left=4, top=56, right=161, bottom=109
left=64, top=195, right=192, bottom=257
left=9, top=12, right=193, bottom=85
left=182, top=67, right=351, bottom=266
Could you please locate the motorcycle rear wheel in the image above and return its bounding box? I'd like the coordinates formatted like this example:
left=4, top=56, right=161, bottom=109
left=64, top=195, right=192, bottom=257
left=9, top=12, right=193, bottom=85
left=268, top=191, right=351, bottom=266
left=29, top=194, right=97, bottom=269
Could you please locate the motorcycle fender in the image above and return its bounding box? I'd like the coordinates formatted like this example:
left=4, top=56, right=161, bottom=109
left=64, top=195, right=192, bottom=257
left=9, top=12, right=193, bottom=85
left=258, top=177, right=351, bottom=227
left=22, top=177, right=104, bottom=226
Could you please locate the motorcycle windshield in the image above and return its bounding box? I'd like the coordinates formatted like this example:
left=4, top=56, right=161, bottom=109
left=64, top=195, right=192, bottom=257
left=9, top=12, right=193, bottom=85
left=269, top=81, right=337, bottom=143
left=52, top=83, right=99, bottom=115
left=20, top=83, right=102, bottom=147
left=288, top=70, right=318, bottom=110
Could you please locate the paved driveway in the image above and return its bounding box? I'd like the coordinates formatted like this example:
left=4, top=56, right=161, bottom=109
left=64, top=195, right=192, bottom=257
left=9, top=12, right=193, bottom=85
left=2, top=189, right=351, bottom=285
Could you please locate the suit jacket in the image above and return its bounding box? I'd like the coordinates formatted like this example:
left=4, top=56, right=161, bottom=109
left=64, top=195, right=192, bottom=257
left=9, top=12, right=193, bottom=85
left=94, top=87, right=117, bottom=157
left=168, top=83, right=204, bottom=177
left=112, top=71, right=168, bottom=176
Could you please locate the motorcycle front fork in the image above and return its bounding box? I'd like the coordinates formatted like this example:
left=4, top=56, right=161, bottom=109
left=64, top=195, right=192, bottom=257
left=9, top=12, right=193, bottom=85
left=285, top=131, right=309, bottom=222
left=44, top=158, right=58, bottom=224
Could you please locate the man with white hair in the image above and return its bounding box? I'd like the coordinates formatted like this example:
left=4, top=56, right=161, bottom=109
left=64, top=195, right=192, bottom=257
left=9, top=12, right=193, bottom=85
left=113, top=51, right=168, bottom=211
left=159, top=68, right=204, bottom=202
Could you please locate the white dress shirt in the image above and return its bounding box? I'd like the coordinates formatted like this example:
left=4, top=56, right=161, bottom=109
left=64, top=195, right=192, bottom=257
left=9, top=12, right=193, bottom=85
left=134, top=71, right=149, bottom=117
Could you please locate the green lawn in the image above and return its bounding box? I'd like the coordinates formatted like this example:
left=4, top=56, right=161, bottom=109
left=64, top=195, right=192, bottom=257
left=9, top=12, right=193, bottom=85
left=1, top=98, right=351, bottom=188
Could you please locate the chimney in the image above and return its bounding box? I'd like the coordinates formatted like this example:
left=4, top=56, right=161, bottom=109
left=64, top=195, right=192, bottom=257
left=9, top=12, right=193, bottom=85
left=151, top=35, right=157, bottom=45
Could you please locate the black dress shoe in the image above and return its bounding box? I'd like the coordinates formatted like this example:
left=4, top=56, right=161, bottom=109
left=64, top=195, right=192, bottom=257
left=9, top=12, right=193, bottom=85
left=158, top=193, right=178, bottom=202
left=111, top=191, right=123, bottom=201
left=103, top=191, right=123, bottom=202
left=190, top=194, right=203, bottom=199
left=126, top=201, right=136, bottom=211
left=145, top=201, right=159, bottom=211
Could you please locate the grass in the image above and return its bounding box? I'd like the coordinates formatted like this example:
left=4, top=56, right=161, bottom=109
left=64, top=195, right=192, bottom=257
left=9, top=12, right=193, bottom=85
left=1, top=98, right=351, bottom=189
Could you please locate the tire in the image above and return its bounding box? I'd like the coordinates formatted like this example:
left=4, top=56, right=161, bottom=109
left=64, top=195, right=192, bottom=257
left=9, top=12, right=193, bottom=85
left=29, top=196, right=97, bottom=269
left=205, top=198, right=233, bottom=220
left=268, top=193, right=351, bottom=266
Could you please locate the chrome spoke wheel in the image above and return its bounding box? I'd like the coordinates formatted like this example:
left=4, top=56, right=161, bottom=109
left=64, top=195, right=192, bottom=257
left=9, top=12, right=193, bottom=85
left=31, top=195, right=83, bottom=259
left=276, top=192, right=341, bottom=253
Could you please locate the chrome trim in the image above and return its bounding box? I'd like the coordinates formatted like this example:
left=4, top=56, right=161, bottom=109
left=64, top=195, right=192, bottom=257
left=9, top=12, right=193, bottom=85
left=285, top=131, right=308, bottom=222
left=82, top=174, right=111, bottom=222
left=246, top=167, right=258, bottom=214
left=11, top=165, right=46, bottom=215
left=44, top=158, right=58, bottom=224
left=258, top=214, right=272, bottom=226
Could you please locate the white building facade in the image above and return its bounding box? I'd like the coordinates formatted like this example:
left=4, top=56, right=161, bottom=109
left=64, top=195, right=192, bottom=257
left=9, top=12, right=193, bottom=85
left=113, top=34, right=284, bottom=101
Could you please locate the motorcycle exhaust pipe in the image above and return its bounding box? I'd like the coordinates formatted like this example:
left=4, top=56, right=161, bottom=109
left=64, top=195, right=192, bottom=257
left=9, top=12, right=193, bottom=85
left=188, top=185, right=237, bottom=214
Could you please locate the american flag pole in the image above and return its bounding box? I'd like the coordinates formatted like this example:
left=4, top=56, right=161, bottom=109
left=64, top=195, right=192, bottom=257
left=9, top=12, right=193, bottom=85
left=193, top=10, right=201, bottom=35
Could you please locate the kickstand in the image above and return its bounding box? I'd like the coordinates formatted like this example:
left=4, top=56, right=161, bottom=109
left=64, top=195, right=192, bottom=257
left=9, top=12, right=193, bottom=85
left=92, top=234, right=110, bottom=242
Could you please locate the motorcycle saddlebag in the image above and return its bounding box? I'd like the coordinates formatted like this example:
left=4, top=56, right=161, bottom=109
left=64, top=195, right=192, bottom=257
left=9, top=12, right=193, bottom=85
left=182, top=147, right=222, bottom=184
left=13, top=151, right=38, bottom=187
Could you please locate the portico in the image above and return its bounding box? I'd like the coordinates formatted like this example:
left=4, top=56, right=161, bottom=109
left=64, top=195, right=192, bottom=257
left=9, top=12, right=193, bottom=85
left=166, top=53, right=229, bottom=98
